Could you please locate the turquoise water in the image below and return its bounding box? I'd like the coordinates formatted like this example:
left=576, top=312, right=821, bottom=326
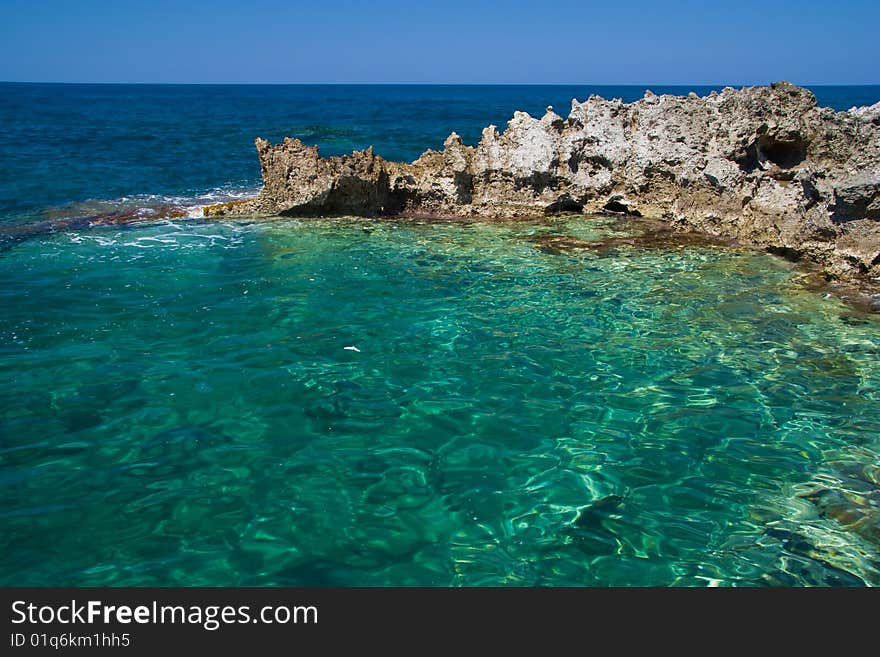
left=1, top=84, right=880, bottom=586
left=2, top=215, right=879, bottom=586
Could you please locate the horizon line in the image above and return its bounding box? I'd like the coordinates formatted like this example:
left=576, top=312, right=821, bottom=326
left=3, top=80, right=880, bottom=87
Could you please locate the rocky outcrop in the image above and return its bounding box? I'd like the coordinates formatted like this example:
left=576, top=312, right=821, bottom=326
left=209, top=82, right=880, bottom=282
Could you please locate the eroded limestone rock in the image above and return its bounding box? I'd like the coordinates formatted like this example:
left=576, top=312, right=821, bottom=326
left=211, top=82, right=880, bottom=282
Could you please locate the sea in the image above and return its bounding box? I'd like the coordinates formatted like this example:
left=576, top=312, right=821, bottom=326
left=1, top=83, right=879, bottom=586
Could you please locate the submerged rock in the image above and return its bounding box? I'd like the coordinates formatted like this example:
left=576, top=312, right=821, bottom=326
left=795, top=449, right=880, bottom=549
left=0, top=204, right=191, bottom=249
left=217, top=82, right=880, bottom=284
left=527, top=217, right=734, bottom=256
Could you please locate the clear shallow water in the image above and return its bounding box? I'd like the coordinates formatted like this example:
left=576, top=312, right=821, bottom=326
left=1, top=215, right=879, bottom=586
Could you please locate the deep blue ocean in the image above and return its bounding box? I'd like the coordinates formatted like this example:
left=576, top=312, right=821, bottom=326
left=1, top=83, right=879, bottom=224
left=2, top=84, right=880, bottom=586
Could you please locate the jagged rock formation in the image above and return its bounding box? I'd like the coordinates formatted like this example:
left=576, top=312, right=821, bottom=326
left=208, top=82, right=880, bottom=282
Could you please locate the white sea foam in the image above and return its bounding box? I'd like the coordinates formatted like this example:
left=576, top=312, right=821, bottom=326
left=47, top=184, right=260, bottom=226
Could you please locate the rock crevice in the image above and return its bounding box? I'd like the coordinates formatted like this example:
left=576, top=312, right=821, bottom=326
left=210, top=82, right=880, bottom=282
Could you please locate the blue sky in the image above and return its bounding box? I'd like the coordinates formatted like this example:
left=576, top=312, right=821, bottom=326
left=1, top=0, right=877, bottom=84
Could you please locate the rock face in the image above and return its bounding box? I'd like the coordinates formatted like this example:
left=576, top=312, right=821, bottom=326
left=212, top=82, right=880, bottom=282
